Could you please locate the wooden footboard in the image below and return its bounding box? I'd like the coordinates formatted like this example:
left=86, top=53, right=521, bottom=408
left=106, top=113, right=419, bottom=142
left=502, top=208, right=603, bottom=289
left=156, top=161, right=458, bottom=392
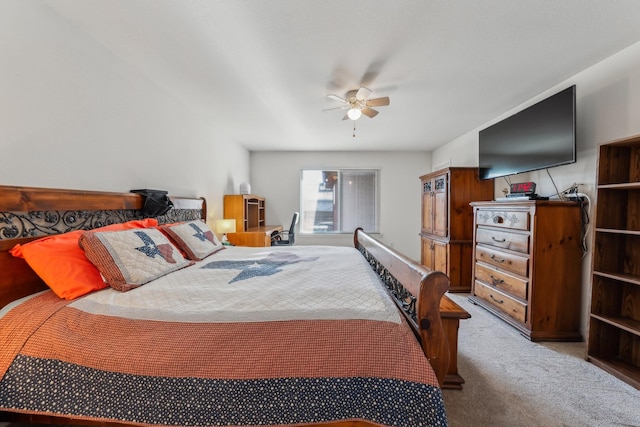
left=354, top=228, right=450, bottom=386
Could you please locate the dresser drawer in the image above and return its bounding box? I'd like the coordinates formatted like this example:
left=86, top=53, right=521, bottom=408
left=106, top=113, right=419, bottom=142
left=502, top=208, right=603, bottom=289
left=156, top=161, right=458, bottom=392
left=475, top=209, right=530, bottom=231
left=475, top=262, right=528, bottom=300
left=475, top=227, right=529, bottom=254
left=475, top=245, right=528, bottom=277
left=474, top=280, right=527, bottom=323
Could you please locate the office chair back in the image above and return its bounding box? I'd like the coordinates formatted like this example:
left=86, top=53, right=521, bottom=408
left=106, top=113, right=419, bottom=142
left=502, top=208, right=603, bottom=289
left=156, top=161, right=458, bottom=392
left=288, top=212, right=299, bottom=235
left=271, top=212, right=299, bottom=246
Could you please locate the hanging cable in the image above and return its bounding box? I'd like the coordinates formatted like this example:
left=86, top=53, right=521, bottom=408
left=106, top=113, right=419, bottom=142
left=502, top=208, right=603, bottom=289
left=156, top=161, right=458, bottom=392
left=577, top=192, right=591, bottom=257
left=546, top=168, right=564, bottom=200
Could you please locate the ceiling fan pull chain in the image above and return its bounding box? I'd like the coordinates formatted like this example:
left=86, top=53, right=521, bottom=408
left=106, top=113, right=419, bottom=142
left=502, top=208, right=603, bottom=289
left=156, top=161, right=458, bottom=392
left=353, top=121, right=356, bottom=138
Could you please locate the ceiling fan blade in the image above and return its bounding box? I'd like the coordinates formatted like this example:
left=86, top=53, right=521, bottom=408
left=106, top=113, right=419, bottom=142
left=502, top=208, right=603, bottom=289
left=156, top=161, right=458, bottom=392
left=356, top=86, right=372, bottom=100
left=366, top=96, right=390, bottom=107
left=327, top=94, right=347, bottom=103
left=323, top=105, right=350, bottom=112
left=361, top=108, right=379, bottom=118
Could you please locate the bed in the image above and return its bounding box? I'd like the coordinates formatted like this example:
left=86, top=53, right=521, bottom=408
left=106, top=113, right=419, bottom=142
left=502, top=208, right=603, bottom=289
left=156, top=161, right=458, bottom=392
left=0, top=185, right=450, bottom=427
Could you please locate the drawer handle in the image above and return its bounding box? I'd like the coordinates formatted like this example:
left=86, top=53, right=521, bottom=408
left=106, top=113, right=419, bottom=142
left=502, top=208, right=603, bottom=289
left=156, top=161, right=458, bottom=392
left=490, top=254, right=505, bottom=263
left=489, top=294, right=504, bottom=304
left=492, top=215, right=505, bottom=224
left=491, top=236, right=506, bottom=243
left=489, top=275, right=505, bottom=285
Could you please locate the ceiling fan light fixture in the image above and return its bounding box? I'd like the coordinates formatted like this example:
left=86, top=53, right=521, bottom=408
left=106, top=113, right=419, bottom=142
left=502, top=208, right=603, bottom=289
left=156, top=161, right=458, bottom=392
left=347, top=107, right=362, bottom=120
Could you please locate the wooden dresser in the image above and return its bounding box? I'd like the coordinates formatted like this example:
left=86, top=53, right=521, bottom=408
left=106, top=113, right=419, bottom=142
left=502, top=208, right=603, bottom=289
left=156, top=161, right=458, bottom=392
left=469, top=200, right=582, bottom=341
left=420, top=168, right=494, bottom=292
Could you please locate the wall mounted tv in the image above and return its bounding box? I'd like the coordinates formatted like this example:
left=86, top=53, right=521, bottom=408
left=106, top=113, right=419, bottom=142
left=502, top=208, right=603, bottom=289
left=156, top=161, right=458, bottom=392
left=478, top=85, right=576, bottom=180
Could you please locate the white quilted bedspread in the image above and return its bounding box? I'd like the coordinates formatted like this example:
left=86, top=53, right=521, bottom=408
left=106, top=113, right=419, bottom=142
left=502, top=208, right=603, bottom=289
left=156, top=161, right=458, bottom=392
left=70, top=245, right=401, bottom=324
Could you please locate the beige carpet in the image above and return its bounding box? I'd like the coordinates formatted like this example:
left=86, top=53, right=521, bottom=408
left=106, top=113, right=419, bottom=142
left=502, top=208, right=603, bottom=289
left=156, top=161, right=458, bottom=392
left=442, top=293, right=640, bottom=427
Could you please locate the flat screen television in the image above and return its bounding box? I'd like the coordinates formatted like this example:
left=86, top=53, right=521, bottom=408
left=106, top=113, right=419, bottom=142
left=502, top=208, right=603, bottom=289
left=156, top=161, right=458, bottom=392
left=478, top=85, right=576, bottom=180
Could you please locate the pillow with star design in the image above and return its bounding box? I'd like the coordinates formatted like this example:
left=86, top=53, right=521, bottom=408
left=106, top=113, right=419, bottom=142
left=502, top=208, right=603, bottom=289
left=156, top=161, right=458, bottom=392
left=159, top=219, right=224, bottom=261
left=9, top=218, right=158, bottom=300
left=79, top=227, right=193, bottom=292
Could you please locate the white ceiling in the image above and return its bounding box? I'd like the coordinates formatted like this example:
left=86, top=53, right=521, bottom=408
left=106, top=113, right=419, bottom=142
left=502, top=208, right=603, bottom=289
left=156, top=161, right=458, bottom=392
left=43, top=0, right=640, bottom=152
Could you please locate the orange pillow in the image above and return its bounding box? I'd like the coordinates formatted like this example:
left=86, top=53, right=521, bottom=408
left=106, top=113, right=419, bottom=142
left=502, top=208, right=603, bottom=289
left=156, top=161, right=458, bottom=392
left=10, top=218, right=159, bottom=300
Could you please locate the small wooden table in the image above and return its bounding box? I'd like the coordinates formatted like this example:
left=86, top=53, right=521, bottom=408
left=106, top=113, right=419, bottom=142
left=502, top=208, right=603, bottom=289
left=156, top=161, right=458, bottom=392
left=440, top=295, right=471, bottom=389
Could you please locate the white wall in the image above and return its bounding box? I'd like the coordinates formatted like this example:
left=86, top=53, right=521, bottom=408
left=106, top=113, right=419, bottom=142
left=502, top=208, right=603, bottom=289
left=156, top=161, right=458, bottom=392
left=250, top=151, right=431, bottom=261
left=5, top=1, right=640, bottom=339
left=433, top=40, right=640, bottom=338
left=0, top=1, right=250, bottom=224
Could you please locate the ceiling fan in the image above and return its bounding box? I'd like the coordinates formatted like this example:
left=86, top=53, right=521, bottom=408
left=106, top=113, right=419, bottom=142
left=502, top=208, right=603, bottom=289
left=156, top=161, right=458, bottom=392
left=324, top=86, right=390, bottom=120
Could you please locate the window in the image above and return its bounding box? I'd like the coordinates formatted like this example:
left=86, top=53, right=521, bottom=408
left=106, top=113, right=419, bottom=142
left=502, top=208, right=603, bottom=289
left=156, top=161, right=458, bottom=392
left=300, top=169, right=379, bottom=233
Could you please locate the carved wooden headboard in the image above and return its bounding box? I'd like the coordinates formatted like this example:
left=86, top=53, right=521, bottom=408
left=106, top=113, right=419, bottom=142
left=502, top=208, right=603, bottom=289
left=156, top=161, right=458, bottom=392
left=0, top=185, right=206, bottom=308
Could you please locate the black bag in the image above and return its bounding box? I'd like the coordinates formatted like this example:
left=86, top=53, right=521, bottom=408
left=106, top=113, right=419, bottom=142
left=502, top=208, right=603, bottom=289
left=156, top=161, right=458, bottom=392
left=130, top=189, right=174, bottom=217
